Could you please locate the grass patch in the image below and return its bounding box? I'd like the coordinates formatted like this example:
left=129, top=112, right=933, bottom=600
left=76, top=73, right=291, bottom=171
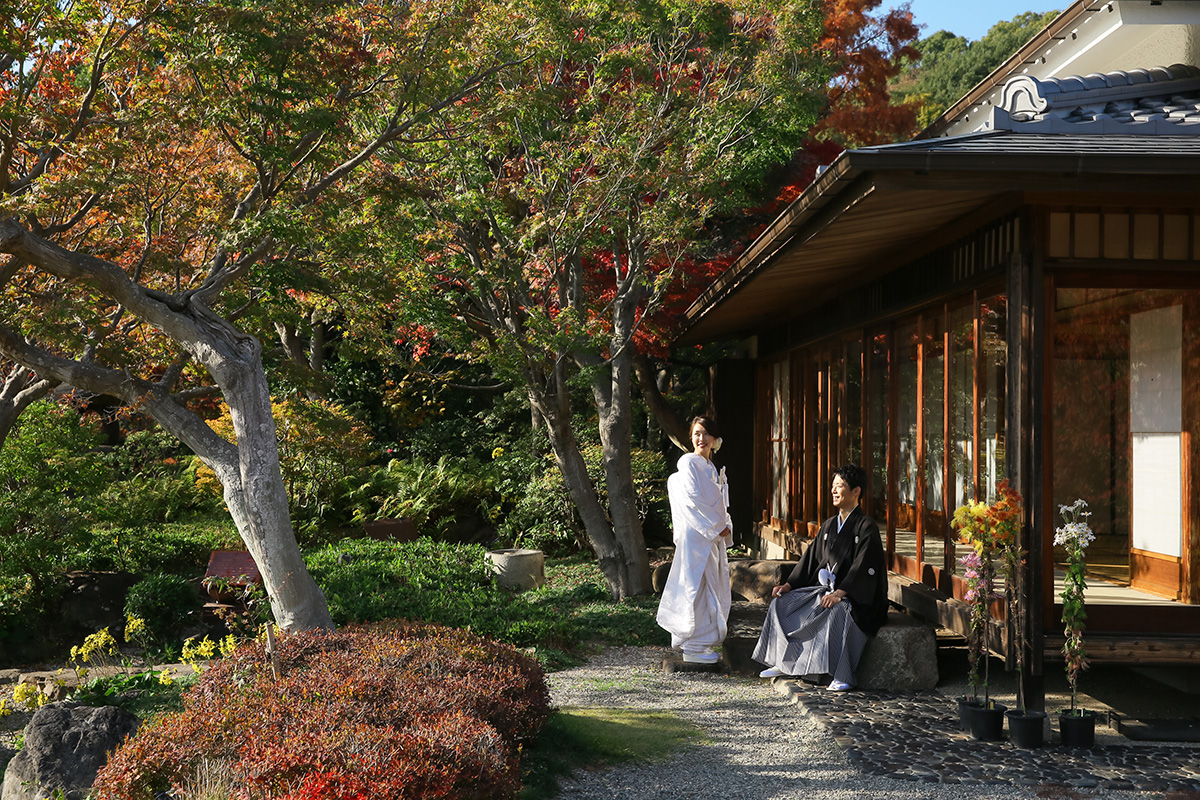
left=519, top=706, right=707, bottom=799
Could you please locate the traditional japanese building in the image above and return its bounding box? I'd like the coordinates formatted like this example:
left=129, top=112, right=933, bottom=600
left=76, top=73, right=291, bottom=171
left=682, top=0, right=1200, bottom=708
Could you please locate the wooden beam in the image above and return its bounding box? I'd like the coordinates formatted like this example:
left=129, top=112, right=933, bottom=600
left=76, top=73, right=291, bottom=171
left=1043, top=634, right=1200, bottom=665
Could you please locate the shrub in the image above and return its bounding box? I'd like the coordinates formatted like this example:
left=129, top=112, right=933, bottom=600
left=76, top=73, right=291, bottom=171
left=305, top=541, right=664, bottom=663
left=0, top=401, right=107, bottom=593
left=123, top=574, right=199, bottom=646
left=303, top=539, right=576, bottom=648
left=496, top=443, right=671, bottom=554
left=92, top=622, right=551, bottom=800
left=347, top=456, right=501, bottom=539
left=96, top=430, right=220, bottom=525
left=81, top=517, right=242, bottom=576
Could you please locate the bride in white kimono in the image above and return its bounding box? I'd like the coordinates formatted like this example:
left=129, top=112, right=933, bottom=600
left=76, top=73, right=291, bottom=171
left=656, top=416, right=732, bottom=663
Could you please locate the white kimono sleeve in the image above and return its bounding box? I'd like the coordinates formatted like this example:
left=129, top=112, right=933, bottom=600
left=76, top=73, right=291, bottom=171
left=669, top=453, right=729, bottom=543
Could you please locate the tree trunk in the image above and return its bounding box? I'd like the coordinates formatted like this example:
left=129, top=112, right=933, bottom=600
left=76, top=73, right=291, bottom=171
left=633, top=349, right=690, bottom=452
left=0, top=364, right=52, bottom=451
left=592, top=345, right=652, bottom=598
left=0, top=220, right=334, bottom=632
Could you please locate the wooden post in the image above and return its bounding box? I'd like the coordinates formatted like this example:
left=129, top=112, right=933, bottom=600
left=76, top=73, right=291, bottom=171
left=265, top=623, right=281, bottom=681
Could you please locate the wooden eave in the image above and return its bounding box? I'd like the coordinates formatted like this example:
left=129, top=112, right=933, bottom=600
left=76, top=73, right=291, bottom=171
left=678, top=134, right=1200, bottom=345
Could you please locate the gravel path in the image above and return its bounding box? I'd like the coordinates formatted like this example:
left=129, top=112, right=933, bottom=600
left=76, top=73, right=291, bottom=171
left=544, top=646, right=1172, bottom=800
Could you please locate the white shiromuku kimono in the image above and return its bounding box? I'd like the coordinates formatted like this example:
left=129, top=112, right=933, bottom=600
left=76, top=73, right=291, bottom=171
left=656, top=452, right=732, bottom=657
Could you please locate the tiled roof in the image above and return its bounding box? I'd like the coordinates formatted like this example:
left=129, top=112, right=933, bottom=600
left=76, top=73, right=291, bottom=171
left=982, top=64, right=1200, bottom=135
left=858, top=131, right=1200, bottom=158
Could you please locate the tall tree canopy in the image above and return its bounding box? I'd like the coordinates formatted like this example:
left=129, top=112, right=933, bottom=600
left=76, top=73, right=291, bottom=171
left=0, top=0, right=531, bottom=630
left=893, top=10, right=1060, bottom=127
left=365, top=0, right=830, bottom=597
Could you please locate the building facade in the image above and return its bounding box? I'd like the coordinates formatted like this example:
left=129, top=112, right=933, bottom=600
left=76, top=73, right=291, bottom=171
left=683, top=0, right=1200, bottom=707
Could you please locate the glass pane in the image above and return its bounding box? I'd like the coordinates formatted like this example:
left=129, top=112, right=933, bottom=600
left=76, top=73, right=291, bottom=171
left=896, top=322, right=919, bottom=562
left=1052, top=288, right=1193, bottom=594
left=950, top=303, right=975, bottom=513
left=845, top=339, right=863, bottom=467
left=771, top=360, right=789, bottom=523
left=869, top=331, right=890, bottom=527
left=923, top=315, right=946, bottom=568
left=979, top=295, right=1007, bottom=502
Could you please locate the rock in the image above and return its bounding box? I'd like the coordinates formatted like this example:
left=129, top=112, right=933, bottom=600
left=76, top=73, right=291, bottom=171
left=0, top=670, right=19, bottom=685
left=1, top=701, right=139, bottom=800
left=729, top=560, right=797, bottom=603
left=0, top=748, right=14, bottom=775
left=856, top=611, right=939, bottom=692
left=651, top=561, right=673, bottom=594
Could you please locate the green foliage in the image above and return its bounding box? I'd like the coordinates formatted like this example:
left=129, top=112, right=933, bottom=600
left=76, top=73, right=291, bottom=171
left=199, top=397, right=377, bottom=543
left=498, top=443, right=670, bottom=555
left=123, top=575, right=200, bottom=647
left=73, top=669, right=195, bottom=718
left=92, top=622, right=552, bottom=800
left=96, top=430, right=221, bottom=527
left=348, top=456, right=502, bottom=539
left=893, top=11, right=1060, bottom=124
left=0, top=401, right=106, bottom=592
left=305, top=542, right=667, bottom=665
left=519, top=707, right=707, bottom=800
left=80, top=516, right=242, bottom=576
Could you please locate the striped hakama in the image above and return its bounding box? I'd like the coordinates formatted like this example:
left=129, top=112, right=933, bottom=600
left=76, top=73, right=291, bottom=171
left=751, top=585, right=869, bottom=685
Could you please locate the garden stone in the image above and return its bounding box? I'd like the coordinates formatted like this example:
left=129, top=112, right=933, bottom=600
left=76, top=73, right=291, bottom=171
left=0, top=748, right=14, bottom=775
left=1, top=701, right=139, bottom=800
left=856, top=611, right=938, bottom=692
left=729, top=560, right=798, bottom=603
left=651, top=561, right=673, bottom=593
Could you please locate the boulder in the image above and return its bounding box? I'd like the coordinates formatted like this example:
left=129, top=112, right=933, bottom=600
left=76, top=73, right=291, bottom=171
left=729, top=560, right=797, bottom=603
left=1, top=702, right=139, bottom=800
left=651, top=561, right=673, bottom=594
left=856, top=611, right=939, bottom=692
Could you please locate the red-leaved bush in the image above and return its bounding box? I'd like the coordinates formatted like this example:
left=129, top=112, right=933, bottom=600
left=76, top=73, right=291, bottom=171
left=92, top=621, right=551, bottom=800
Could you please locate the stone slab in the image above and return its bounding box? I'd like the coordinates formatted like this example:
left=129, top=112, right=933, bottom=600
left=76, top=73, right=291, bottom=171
left=662, top=658, right=722, bottom=674
left=856, top=611, right=939, bottom=692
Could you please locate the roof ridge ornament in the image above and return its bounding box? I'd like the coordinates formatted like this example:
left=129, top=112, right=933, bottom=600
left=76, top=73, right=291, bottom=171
left=1000, top=64, right=1200, bottom=115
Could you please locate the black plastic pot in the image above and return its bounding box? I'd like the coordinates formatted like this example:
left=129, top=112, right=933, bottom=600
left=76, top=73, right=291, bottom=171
left=1006, top=709, right=1047, bottom=748
left=965, top=701, right=1008, bottom=741
left=1058, top=709, right=1098, bottom=748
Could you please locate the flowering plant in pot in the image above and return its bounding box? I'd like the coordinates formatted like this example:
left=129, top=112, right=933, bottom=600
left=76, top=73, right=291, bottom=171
left=1054, top=498, right=1096, bottom=744
left=952, top=483, right=1021, bottom=740
left=987, top=482, right=1047, bottom=746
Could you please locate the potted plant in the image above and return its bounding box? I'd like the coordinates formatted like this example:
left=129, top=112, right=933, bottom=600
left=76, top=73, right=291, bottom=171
left=989, top=482, right=1046, bottom=747
left=1054, top=498, right=1096, bottom=747
left=951, top=488, right=1009, bottom=741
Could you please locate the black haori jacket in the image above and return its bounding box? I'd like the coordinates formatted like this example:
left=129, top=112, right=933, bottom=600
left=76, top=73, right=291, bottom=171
left=783, top=505, right=890, bottom=635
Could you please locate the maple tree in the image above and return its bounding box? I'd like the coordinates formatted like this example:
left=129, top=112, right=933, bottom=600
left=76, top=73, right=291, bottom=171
left=367, top=0, right=830, bottom=597
left=0, top=0, right=531, bottom=630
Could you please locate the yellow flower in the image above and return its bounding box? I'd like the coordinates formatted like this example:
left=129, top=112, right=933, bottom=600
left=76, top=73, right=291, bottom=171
left=125, top=616, right=148, bottom=643
left=219, top=635, right=238, bottom=658
left=0, top=698, right=11, bottom=718
left=157, top=670, right=174, bottom=687
left=12, top=682, right=48, bottom=711
left=181, top=636, right=218, bottom=673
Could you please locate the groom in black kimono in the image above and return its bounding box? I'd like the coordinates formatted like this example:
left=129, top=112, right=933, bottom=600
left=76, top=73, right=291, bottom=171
left=752, top=463, right=888, bottom=691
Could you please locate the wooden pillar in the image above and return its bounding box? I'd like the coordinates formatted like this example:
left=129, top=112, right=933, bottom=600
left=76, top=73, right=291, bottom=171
left=1009, top=223, right=1047, bottom=712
